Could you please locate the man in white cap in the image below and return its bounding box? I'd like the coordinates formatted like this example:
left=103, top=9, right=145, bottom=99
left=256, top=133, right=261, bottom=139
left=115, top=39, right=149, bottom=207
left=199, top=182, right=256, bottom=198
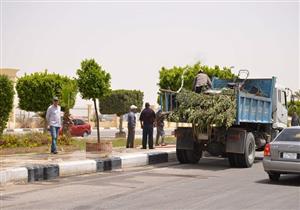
left=126, top=105, right=137, bottom=148
left=46, top=96, right=61, bottom=154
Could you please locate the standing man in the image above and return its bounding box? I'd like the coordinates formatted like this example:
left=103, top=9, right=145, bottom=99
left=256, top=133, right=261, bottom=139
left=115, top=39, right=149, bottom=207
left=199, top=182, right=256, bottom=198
left=46, top=96, right=61, bottom=154
left=192, top=70, right=212, bottom=93
left=155, top=107, right=166, bottom=146
left=126, top=105, right=137, bottom=148
left=140, top=102, right=156, bottom=149
left=291, top=112, right=300, bottom=126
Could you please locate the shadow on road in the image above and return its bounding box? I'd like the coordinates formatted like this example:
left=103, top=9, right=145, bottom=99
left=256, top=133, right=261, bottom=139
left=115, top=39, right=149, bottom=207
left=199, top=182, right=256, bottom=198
left=167, top=157, right=233, bottom=171
left=256, top=174, right=300, bottom=187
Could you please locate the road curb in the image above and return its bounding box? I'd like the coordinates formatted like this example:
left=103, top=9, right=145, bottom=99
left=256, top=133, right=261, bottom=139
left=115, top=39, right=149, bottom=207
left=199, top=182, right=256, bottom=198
left=0, top=150, right=177, bottom=185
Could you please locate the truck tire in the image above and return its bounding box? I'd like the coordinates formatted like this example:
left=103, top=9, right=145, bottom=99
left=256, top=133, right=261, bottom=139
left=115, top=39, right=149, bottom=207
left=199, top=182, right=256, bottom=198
left=176, top=149, right=188, bottom=164
left=236, top=132, right=256, bottom=168
left=228, top=153, right=238, bottom=167
left=185, top=142, right=202, bottom=164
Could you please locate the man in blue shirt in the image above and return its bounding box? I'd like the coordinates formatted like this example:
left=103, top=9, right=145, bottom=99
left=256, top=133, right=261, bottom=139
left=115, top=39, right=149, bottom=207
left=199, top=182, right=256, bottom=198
left=127, top=105, right=137, bottom=148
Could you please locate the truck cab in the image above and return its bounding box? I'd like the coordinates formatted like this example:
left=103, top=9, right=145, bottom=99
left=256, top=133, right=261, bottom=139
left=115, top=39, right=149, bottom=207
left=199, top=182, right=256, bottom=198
left=272, top=85, right=288, bottom=130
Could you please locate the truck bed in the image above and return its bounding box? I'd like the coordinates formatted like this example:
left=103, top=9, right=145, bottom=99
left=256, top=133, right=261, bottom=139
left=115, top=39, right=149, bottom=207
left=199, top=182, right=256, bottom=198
left=212, top=77, right=275, bottom=125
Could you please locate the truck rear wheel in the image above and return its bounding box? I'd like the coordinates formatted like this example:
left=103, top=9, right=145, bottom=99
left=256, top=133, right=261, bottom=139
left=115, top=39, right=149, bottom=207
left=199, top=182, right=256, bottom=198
left=176, top=149, right=188, bottom=164
left=236, top=132, right=255, bottom=168
left=228, top=153, right=238, bottom=167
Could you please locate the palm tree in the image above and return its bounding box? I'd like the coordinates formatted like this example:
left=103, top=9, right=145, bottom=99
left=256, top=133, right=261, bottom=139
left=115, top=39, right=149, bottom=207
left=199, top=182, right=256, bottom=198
left=294, top=90, right=300, bottom=101
left=60, top=81, right=77, bottom=136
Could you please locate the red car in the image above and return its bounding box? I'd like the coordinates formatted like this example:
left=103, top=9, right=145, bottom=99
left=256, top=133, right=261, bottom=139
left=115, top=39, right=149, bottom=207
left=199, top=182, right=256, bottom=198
left=60, top=119, right=91, bottom=137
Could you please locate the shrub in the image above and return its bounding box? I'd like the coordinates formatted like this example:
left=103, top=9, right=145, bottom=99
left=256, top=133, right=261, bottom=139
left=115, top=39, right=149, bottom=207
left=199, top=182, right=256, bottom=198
left=0, top=75, right=15, bottom=135
left=0, top=132, right=75, bottom=148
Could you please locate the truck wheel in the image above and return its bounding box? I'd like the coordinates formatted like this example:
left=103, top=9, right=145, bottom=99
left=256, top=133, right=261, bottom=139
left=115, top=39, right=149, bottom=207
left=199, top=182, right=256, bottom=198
left=185, top=142, right=202, bottom=164
left=176, top=149, right=188, bottom=164
left=228, top=153, right=238, bottom=167
left=236, top=132, right=256, bottom=168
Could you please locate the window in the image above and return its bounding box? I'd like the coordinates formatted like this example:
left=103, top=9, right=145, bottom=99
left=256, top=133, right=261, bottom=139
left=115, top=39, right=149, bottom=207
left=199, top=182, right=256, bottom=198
left=77, top=119, right=85, bottom=125
left=275, top=128, right=300, bottom=142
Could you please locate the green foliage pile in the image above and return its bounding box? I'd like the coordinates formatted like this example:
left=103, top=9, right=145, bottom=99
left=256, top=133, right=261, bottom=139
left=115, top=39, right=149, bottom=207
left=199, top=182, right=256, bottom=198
left=168, top=89, right=236, bottom=131
left=0, top=132, right=75, bottom=148
left=100, top=89, right=144, bottom=116
left=158, top=62, right=236, bottom=91
left=16, top=71, right=77, bottom=113
left=0, top=75, right=14, bottom=135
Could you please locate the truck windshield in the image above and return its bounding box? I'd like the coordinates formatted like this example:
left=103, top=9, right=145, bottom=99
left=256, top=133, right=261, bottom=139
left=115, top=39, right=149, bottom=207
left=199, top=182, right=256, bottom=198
left=275, top=128, right=300, bottom=142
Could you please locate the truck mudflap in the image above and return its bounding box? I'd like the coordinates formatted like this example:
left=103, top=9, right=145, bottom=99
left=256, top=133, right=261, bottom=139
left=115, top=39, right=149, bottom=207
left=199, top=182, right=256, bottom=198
left=225, top=128, right=247, bottom=154
left=175, top=127, right=196, bottom=150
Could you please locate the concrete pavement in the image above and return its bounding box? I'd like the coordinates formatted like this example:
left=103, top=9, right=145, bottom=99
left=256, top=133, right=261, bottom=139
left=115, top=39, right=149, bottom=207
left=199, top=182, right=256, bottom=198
left=1, top=157, right=299, bottom=210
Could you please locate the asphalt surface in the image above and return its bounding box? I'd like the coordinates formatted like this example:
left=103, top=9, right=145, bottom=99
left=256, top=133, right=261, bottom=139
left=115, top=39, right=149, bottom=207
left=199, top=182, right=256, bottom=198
left=1, top=158, right=299, bottom=210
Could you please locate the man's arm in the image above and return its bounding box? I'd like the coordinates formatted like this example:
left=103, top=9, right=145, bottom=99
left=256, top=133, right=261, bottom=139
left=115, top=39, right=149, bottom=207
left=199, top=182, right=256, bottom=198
left=139, top=111, right=144, bottom=128
left=45, top=107, right=50, bottom=125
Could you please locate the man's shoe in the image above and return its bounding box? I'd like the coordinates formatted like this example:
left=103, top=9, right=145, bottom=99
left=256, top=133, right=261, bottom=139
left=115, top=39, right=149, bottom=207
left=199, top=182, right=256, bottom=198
left=141, top=147, right=146, bottom=149
left=52, top=151, right=58, bottom=154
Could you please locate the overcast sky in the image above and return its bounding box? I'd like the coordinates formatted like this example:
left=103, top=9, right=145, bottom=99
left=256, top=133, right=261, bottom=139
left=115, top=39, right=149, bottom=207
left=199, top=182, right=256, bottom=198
left=1, top=0, right=299, bottom=107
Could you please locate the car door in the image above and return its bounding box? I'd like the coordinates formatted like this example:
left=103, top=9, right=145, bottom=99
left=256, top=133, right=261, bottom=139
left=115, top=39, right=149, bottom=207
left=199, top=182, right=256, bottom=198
left=76, top=119, right=86, bottom=136
left=70, top=119, right=79, bottom=136
left=270, top=128, right=300, bottom=162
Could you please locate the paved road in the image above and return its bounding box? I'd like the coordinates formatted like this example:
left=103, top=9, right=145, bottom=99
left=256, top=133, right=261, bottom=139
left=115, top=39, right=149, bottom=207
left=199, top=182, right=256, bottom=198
left=1, top=158, right=299, bottom=210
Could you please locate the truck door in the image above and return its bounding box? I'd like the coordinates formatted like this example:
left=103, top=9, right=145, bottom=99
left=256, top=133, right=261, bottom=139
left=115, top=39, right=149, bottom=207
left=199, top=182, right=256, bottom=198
left=275, top=89, right=288, bottom=129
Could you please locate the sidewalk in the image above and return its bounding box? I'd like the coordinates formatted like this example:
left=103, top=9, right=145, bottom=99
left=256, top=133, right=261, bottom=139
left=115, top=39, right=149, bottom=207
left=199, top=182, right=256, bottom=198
left=0, top=145, right=177, bottom=186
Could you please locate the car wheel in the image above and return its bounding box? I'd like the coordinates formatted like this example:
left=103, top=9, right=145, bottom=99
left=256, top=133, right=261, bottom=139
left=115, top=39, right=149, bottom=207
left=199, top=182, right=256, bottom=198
left=268, top=172, right=280, bottom=181
left=82, top=131, right=89, bottom=137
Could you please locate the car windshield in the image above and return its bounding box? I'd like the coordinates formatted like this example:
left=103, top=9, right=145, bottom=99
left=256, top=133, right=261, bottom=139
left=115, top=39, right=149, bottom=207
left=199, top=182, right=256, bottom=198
left=275, top=128, right=300, bottom=142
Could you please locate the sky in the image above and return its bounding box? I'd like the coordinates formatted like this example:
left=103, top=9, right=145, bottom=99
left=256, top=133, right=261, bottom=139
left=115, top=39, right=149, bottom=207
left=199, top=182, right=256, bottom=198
left=1, top=0, right=299, bottom=109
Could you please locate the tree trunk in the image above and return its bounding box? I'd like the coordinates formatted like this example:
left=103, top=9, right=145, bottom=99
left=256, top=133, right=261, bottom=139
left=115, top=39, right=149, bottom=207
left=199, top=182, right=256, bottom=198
left=119, top=115, right=123, bottom=133
left=93, top=98, right=100, bottom=143
left=63, top=108, right=71, bottom=136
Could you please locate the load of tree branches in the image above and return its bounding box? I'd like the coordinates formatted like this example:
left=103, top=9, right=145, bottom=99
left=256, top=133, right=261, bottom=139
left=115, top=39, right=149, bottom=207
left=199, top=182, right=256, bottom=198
left=168, top=89, right=236, bottom=132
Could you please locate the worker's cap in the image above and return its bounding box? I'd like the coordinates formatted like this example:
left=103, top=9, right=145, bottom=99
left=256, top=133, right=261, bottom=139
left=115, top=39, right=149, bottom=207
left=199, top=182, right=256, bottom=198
left=53, top=96, right=59, bottom=101
left=130, top=105, right=137, bottom=109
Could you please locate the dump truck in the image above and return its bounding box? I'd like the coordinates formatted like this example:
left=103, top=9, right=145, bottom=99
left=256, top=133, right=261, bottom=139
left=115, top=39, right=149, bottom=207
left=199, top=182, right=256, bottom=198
left=160, top=70, right=288, bottom=168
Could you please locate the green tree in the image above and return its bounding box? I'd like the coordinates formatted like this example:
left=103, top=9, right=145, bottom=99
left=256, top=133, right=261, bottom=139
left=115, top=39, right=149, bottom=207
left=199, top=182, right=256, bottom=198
left=0, top=75, right=15, bottom=136
left=158, top=62, right=236, bottom=91
left=100, top=90, right=144, bottom=135
left=76, top=59, right=111, bottom=143
left=60, top=80, right=78, bottom=136
left=16, top=71, right=76, bottom=131
left=294, top=90, right=300, bottom=101
left=288, top=101, right=300, bottom=116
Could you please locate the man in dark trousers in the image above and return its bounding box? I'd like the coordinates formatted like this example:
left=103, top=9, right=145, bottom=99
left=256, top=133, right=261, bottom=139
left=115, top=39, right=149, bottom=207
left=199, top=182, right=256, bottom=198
left=139, top=102, right=156, bottom=149
left=291, top=112, right=300, bottom=126
left=126, top=105, right=137, bottom=148
left=192, top=70, right=212, bottom=93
